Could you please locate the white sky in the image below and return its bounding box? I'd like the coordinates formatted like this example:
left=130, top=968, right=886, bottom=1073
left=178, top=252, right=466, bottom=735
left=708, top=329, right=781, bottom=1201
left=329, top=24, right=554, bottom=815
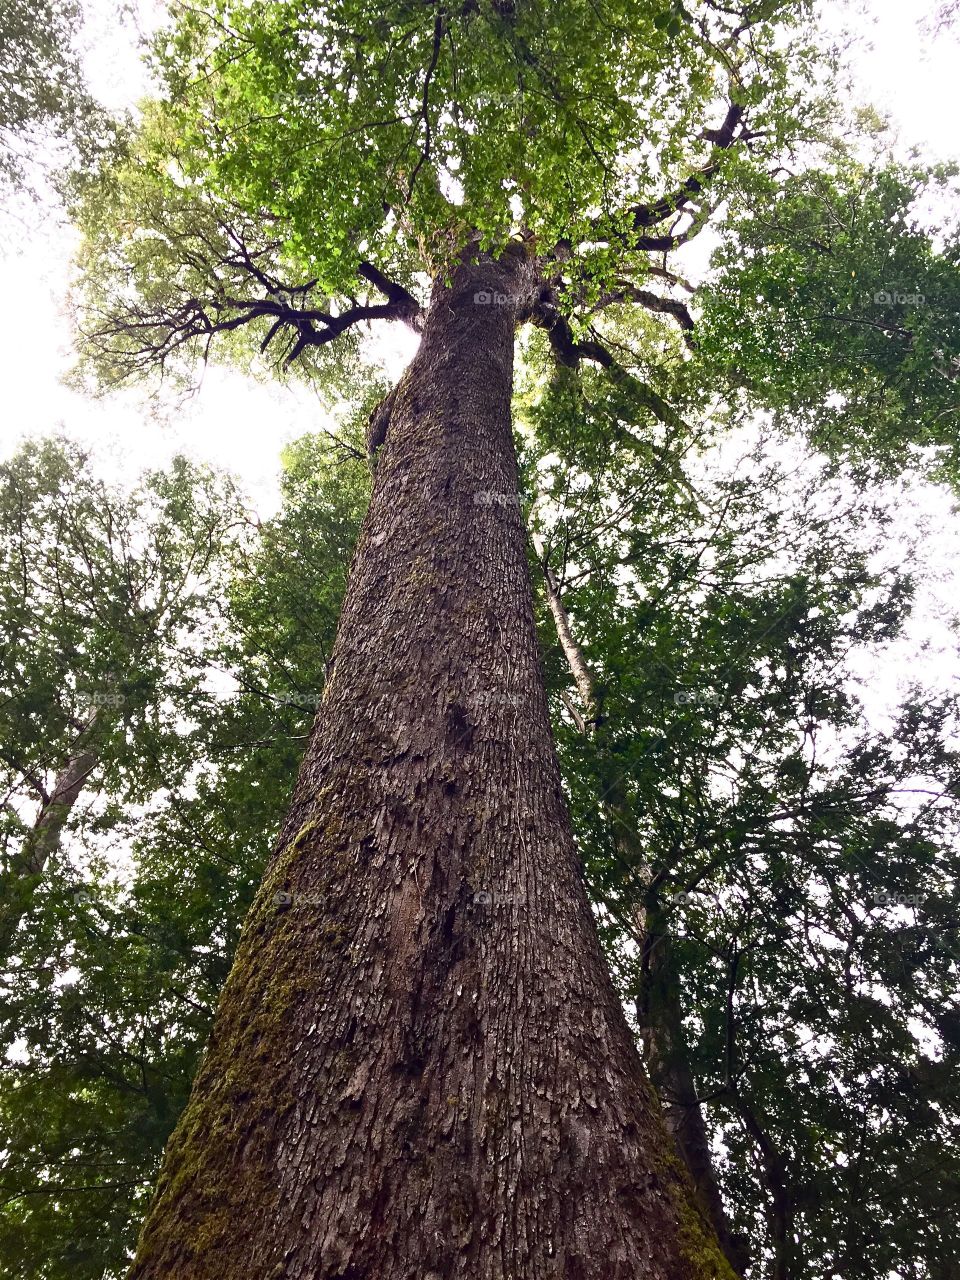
left=0, top=0, right=419, bottom=512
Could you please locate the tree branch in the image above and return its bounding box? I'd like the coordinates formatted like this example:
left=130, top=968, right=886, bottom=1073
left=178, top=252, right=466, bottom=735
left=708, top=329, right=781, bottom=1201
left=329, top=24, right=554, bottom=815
left=589, top=282, right=695, bottom=332
left=531, top=303, right=689, bottom=435
left=358, top=261, right=424, bottom=331
left=587, top=101, right=746, bottom=253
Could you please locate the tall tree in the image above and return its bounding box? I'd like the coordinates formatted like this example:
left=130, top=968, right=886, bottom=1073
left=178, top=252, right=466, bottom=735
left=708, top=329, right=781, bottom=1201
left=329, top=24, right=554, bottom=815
left=0, top=438, right=242, bottom=965
left=66, top=1, right=960, bottom=1276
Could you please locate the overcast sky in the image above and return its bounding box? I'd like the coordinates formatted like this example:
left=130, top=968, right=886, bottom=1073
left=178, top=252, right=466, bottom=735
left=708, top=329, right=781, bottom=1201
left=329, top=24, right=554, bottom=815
left=0, top=0, right=417, bottom=514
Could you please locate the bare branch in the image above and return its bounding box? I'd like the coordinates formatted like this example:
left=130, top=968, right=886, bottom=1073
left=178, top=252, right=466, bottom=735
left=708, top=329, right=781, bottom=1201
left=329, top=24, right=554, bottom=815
left=588, top=102, right=747, bottom=253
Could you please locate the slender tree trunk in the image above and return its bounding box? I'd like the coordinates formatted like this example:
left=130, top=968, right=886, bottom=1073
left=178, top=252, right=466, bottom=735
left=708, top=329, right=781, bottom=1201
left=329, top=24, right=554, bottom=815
left=128, top=250, right=734, bottom=1280
left=734, top=1099, right=794, bottom=1280
left=0, top=717, right=99, bottom=962
left=637, top=918, right=749, bottom=1277
left=538, top=563, right=745, bottom=1275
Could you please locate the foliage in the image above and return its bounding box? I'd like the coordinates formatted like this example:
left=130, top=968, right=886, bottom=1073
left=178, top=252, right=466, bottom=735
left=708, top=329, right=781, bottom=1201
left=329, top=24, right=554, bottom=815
left=68, top=0, right=825, bottom=395
left=695, top=158, right=960, bottom=485
left=0, top=0, right=104, bottom=193
left=0, top=436, right=245, bottom=955
left=31, top=0, right=960, bottom=1275
left=524, top=378, right=960, bottom=1277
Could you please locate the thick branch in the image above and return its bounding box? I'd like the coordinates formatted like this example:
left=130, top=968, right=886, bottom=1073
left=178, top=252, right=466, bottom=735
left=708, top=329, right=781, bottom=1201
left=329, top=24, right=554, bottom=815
left=358, top=261, right=424, bottom=331
left=580, top=101, right=746, bottom=254
left=622, top=102, right=744, bottom=231
left=589, top=283, right=695, bottom=332
left=531, top=303, right=691, bottom=436
left=88, top=262, right=424, bottom=376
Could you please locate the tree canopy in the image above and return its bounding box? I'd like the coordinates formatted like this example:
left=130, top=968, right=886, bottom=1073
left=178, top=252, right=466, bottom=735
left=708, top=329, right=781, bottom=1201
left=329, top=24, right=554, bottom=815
left=0, top=0, right=103, bottom=193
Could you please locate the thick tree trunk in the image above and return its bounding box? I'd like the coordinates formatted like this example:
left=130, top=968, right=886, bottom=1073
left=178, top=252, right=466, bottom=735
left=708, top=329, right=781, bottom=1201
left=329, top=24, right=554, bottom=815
left=0, top=720, right=98, bottom=962
left=538, top=564, right=745, bottom=1275
left=128, top=251, right=734, bottom=1280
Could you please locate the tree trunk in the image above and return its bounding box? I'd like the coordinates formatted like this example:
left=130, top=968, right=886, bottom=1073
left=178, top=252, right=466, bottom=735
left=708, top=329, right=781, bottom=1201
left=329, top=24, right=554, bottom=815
left=538, top=561, right=745, bottom=1275
left=128, top=249, right=734, bottom=1280
left=734, top=1098, right=794, bottom=1280
left=637, top=919, right=749, bottom=1278
left=0, top=719, right=99, bottom=963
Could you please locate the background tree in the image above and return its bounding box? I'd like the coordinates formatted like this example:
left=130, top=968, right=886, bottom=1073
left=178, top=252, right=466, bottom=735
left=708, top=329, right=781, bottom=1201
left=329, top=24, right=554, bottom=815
left=693, top=154, right=960, bottom=484
left=0, top=0, right=104, bottom=194
left=0, top=437, right=244, bottom=965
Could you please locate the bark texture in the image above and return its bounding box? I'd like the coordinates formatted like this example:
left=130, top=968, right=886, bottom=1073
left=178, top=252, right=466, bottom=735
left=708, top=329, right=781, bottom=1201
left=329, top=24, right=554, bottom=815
left=128, top=250, right=734, bottom=1280
left=539, top=562, right=745, bottom=1275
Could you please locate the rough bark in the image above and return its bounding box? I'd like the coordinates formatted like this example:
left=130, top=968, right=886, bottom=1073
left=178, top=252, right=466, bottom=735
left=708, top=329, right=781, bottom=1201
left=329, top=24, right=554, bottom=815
left=128, top=249, right=734, bottom=1280
left=537, top=562, right=745, bottom=1275
left=0, top=716, right=99, bottom=962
